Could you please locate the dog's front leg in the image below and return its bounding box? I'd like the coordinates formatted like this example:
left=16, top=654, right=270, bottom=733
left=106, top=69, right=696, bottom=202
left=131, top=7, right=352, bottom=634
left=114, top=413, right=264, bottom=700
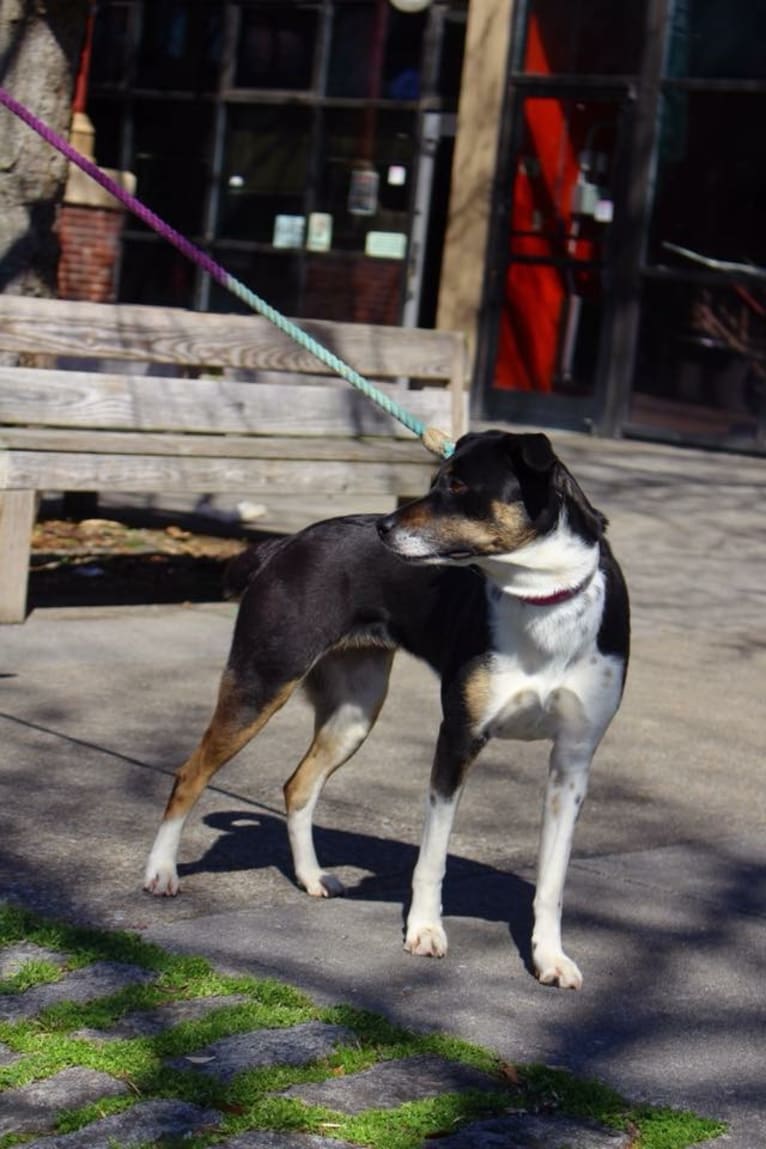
left=405, top=723, right=483, bottom=958
left=531, top=737, right=594, bottom=989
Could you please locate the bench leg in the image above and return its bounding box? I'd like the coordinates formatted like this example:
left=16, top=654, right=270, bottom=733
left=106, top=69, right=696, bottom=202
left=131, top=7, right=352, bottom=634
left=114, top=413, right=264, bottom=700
left=0, top=491, right=37, bottom=623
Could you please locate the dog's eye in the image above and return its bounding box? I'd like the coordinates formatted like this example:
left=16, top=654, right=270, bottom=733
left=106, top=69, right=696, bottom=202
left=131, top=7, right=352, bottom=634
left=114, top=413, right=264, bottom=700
left=447, top=477, right=467, bottom=495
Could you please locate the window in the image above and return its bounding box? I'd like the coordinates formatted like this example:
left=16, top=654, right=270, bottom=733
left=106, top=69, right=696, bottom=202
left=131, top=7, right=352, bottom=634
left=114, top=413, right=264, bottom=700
left=219, top=105, right=312, bottom=242
left=86, top=1, right=466, bottom=324
left=519, top=0, right=645, bottom=77
left=131, top=100, right=214, bottom=235
left=235, top=4, right=318, bottom=90
left=327, top=3, right=427, bottom=99
left=666, top=0, right=766, bottom=80
left=135, top=1, right=223, bottom=92
left=649, top=91, right=766, bottom=268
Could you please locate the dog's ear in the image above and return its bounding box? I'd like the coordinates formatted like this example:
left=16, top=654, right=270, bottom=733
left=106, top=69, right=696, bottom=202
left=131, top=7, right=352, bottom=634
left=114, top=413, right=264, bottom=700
left=553, top=464, right=608, bottom=542
left=515, top=433, right=556, bottom=474
left=454, top=431, right=484, bottom=453
left=504, top=433, right=556, bottom=522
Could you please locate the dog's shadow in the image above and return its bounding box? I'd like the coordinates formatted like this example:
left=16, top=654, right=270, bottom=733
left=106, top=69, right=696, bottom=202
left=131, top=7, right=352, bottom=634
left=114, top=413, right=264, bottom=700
left=178, top=810, right=535, bottom=974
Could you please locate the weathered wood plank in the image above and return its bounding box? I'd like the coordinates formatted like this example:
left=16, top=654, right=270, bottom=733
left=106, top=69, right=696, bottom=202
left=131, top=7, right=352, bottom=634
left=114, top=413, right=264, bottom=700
left=0, top=428, right=436, bottom=464
left=0, top=296, right=466, bottom=382
left=3, top=451, right=433, bottom=496
left=0, top=490, right=36, bottom=623
left=0, top=368, right=461, bottom=438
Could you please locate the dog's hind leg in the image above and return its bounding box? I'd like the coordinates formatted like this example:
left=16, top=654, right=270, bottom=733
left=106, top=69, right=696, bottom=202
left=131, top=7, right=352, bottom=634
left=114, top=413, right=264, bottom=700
left=144, top=669, right=298, bottom=896
left=284, top=647, right=394, bottom=898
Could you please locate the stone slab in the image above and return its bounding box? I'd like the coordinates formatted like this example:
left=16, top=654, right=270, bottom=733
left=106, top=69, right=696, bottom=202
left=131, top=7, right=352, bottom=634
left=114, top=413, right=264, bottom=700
left=21, top=1099, right=221, bottom=1148
left=169, top=1021, right=352, bottom=1082
left=284, top=1054, right=505, bottom=1115
left=0, top=942, right=66, bottom=979
left=223, top=1133, right=363, bottom=1149
left=426, top=1113, right=633, bottom=1148
left=75, top=992, right=246, bottom=1040
left=0, top=961, right=154, bottom=1021
left=0, top=1067, right=129, bottom=1136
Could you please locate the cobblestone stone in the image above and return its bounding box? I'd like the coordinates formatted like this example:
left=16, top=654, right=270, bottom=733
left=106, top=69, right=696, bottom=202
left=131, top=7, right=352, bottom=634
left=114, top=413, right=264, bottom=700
left=0, top=961, right=154, bottom=1021
left=168, top=1021, right=353, bottom=1082
left=421, top=1112, right=634, bottom=1148
left=74, top=992, right=247, bottom=1040
left=0, top=942, right=67, bottom=979
left=0, top=1067, right=129, bottom=1136
left=223, top=1133, right=364, bottom=1148
left=283, top=1053, right=505, bottom=1114
left=21, top=1099, right=221, bottom=1148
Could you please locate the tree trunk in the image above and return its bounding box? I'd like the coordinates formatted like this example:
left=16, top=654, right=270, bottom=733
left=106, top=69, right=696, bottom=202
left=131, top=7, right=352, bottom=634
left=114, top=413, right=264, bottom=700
left=0, top=0, right=89, bottom=297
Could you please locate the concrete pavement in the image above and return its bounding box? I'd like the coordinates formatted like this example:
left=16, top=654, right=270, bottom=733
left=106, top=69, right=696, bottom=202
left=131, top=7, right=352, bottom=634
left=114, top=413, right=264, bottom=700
left=1, top=430, right=765, bottom=1145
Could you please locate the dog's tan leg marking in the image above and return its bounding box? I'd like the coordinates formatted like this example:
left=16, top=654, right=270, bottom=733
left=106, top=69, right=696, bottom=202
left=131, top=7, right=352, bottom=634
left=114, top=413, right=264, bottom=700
left=284, top=649, right=394, bottom=898
left=143, top=672, right=297, bottom=896
left=462, top=664, right=493, bottom=728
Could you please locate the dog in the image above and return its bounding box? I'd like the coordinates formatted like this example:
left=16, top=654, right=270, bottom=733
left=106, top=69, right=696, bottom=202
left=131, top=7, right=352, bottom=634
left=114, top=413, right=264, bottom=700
left=144, top=430, right=629, bottom=989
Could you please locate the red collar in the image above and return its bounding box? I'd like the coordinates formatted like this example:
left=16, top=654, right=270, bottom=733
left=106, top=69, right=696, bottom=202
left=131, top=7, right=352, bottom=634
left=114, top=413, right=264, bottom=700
left=517, top=573, right=594, bottom=607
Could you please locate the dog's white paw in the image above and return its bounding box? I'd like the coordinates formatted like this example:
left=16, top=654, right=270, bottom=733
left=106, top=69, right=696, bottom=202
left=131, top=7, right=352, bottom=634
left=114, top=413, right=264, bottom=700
left=404, top=923, right=448, bottom=958
left=300, top=872, right=346, bottom=898
left=534, top=948, right=583, bottom=990
left=143, top=862, right=180, bottom=897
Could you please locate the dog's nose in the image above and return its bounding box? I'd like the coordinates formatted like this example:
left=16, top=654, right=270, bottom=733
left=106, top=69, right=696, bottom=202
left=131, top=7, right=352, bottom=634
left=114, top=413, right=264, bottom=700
left=377, top=513, right=396, bottom=538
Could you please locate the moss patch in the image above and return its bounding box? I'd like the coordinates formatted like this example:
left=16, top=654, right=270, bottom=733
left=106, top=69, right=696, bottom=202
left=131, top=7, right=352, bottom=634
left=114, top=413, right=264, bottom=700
left=0, top=903, right=726, bottom=1149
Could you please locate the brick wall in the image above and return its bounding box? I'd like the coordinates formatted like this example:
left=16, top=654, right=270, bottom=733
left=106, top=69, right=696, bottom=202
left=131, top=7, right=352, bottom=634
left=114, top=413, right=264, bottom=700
left=304, top=255, right=404, bottom=325
left=57, top=204, right=125, bottom=303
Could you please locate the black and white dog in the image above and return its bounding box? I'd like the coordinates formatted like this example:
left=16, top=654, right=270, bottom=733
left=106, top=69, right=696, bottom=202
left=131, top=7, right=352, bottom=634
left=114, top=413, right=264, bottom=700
left=144, top=430, right=629, bottom=989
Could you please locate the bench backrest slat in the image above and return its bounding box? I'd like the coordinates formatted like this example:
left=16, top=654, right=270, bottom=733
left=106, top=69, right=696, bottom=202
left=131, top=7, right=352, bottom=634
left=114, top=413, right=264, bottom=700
left=0, top=368, right=454, bottom=439
left=0, top=296, right=465, bottom=383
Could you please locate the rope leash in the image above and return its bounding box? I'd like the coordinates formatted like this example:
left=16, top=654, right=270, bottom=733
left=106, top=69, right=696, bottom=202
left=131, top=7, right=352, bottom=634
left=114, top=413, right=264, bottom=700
left=0, top=87, right=455, bottom=459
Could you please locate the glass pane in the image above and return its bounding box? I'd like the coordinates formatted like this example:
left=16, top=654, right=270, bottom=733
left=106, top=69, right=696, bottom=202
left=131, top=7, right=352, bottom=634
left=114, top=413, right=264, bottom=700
left=666, top=0, right=766, bottom=80
left=630, top=279, right=764, bottom=445
left=521, top=0, right=645, bottom=76
left=135, top=1, right=223, bottom=92
left=209, top=248, right=302, bottom=315
left=119, top=241, right=196, bottom=307
left=131, top=101, right=213, bottom=234
left=88, top=100, right=124, bottom=169
left=437, top=12, right=467, bottom=102
left=90, top=2, right=132, bottom=87
left=235, top=4, right=318, bottom=90
left=495, top=97, right=623, bottom=396
left=218, top=105, right=312, bottom=242
left=649, top=91, right=766, bottom=268
left=327, top=2, right=427, bottom=99
left=510, top=98, right=621, bottom=257
left=318, top=109, right=416, bottom=251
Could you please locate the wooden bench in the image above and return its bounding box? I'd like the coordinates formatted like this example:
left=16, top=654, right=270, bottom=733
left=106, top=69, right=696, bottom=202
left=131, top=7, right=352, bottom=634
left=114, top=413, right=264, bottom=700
left=0, top=295, right=468, bottom=622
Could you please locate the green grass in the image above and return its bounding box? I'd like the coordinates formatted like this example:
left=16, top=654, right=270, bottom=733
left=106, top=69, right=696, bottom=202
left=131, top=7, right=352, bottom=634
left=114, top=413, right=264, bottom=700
left=0, top=902, right=727, bottom=1149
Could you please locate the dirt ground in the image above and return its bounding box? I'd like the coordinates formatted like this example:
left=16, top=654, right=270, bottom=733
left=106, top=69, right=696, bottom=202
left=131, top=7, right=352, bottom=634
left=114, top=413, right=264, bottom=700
left=28, top=516, right=252, bottom=610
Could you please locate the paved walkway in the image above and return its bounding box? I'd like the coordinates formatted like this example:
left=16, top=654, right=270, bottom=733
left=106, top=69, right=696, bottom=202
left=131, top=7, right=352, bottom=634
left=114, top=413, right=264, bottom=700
left=1, top=430, right=765, bottom=1146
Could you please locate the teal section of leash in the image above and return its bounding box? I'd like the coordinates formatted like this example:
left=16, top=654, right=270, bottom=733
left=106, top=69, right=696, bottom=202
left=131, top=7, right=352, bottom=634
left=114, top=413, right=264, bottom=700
left=221, top=271, right=453, bottom=453
left=0, top=86, right=455, bottom=459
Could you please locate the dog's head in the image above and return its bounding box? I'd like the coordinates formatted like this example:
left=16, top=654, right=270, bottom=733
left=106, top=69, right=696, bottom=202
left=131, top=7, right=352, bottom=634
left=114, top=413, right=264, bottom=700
left=377, top=430, right=606, bottom=565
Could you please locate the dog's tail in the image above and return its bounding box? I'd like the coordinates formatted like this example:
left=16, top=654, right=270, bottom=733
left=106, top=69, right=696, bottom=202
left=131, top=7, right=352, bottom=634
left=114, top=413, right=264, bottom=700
left=223, top=537, right=287, bottom=600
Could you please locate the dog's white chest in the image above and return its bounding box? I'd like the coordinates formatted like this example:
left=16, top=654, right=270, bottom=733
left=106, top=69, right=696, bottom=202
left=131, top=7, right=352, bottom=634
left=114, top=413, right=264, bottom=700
left=476, top=576, right=619, bottom=743
left=482, top=659, right=567, bottom=741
